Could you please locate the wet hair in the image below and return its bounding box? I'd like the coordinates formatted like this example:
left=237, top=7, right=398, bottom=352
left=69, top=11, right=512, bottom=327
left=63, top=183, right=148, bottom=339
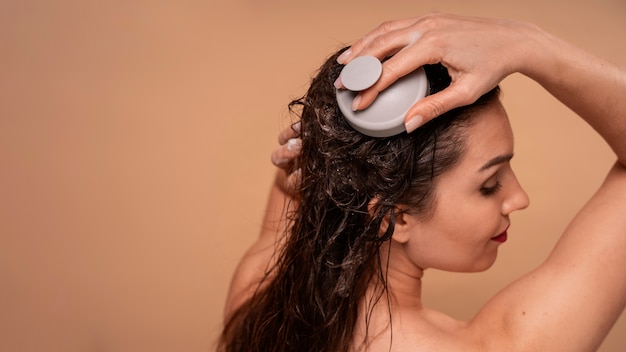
left=219, top=47, right=500, bottom=352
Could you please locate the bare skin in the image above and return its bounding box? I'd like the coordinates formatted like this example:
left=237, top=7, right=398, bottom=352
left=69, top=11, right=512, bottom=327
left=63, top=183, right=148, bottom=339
left=226, top=13, right=626, bottom=352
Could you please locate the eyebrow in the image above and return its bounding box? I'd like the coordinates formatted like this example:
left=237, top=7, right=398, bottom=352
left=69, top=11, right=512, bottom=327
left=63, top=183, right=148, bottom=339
left=478, top=153, right=514, bottom=172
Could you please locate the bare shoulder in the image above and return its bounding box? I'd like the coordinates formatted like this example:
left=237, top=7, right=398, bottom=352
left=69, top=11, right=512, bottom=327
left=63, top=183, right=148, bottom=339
left=416, top=308, right=497, bottom=352
left=362, top=306, right=496, bottom=352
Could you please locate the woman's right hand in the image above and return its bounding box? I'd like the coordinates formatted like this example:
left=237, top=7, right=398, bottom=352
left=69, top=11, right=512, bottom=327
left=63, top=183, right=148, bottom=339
left=336, top=13, right=542, bottom=132
left=270, top=122, right=302, bottom=196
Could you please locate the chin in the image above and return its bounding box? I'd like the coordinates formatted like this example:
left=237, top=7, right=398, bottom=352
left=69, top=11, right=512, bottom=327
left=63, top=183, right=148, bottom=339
left=474, top=254, right=499, bottom=272
left=451, top=254, right=499, bottom=273
left=425, top=250, right=499, bottom=273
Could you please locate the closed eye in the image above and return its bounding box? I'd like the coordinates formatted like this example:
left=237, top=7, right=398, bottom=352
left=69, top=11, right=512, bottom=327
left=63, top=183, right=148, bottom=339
left=480, top=181, right=502, bottom=196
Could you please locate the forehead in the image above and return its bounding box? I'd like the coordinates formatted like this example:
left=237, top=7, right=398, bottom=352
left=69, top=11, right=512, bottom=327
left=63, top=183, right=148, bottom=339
left=457, top=101, right=514, bottom=171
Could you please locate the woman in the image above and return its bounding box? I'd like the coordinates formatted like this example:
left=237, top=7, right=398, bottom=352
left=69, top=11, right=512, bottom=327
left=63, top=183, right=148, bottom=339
left=221, top=13, right=626, bottom=352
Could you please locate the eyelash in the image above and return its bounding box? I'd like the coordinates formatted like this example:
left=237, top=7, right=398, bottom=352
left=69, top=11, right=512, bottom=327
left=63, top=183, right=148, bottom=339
left=480, top=181, right=502, bottom=196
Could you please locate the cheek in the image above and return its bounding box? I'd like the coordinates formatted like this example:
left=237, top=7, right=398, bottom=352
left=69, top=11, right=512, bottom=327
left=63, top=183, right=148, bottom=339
left=403, top=217, right=483, bottom=271
left=431, top=199, right=500, bottom=254
left=437, top=196, right=489, bottom=237
left=405, top=190, right=503, bottom=270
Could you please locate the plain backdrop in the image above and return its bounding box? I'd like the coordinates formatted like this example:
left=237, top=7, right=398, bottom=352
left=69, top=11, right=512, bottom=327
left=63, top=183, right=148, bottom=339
left=1, top=0, right=626, bottom=351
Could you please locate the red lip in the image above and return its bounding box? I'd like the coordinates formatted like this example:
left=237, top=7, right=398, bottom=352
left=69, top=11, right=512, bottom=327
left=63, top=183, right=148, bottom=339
left=491, top=231, right=507, bottom=243
left=491, top=224, right=510, bottom=243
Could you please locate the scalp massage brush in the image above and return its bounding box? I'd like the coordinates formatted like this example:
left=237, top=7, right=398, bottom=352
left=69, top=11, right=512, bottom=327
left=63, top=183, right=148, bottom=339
left=336, top=55, right=429, bottom=137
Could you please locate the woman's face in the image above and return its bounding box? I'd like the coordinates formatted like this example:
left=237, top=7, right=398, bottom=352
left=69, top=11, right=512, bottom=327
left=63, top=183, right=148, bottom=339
left=401, top=100, right=529, bottom=272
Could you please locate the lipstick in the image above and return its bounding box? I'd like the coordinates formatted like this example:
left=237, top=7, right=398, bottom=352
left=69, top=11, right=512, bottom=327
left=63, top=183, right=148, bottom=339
left=490, top=231, right=508, bottom=243
left=491, top=225, right=510, bottom=243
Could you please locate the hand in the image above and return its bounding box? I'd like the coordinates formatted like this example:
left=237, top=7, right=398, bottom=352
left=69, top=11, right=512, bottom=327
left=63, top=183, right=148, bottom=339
left=336, top=13, right=537, bottom=132
left=270, top=122, right=302, bottom=195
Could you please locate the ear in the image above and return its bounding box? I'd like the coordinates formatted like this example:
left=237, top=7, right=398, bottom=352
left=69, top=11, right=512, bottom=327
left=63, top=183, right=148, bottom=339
left=387, top=208, right=411, bottom=244
left=368, top=198, right=413, bottom=244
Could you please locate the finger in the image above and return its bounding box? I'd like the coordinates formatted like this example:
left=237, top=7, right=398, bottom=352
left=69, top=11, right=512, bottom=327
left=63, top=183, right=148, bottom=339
left=284, top=168, right=302, bottom=195
left=275, top=168, right=301, bottom=196
left=337, top=18, right=418, bottom=64
left=271, top=138, right=302, bottom=169
left=354, top=44, right=435, bottom=110
left=333, top=75, right=344, bottom=90
left=403, top=80, right=483, bottom=133
left=278, top=122, right=301, bottom=145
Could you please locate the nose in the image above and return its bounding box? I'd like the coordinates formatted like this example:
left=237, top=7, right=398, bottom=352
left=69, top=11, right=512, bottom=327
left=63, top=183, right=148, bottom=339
left=502, top=175, right=530, bottom=215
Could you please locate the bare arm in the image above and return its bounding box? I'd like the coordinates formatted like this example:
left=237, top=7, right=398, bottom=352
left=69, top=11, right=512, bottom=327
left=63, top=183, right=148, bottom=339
left=223, top=126, right=300, bottom=320
left=223, top=170, right=295, bottom=320
left=520, top=28, right=626, bottom=165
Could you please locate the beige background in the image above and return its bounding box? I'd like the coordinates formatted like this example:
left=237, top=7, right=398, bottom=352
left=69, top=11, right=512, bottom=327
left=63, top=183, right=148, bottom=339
left=1, top=0, right=625, bottom=351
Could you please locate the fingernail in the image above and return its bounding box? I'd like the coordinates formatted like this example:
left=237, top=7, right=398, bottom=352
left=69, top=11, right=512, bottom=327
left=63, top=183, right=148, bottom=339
left=337, top=49, right=352, bottom=64
left=292, top=121, right=301, bottom=133
left=405, top=115, right=424, bottom=133
left=333, top=76, right=343, bottom=89
left=351, top=95, right=362, bottom=111
left=286, top=138, right=301, bottom=153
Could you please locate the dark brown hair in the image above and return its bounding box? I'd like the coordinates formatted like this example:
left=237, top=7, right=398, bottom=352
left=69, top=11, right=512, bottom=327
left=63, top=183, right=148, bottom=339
left=220, top=47, right=500, bottom=352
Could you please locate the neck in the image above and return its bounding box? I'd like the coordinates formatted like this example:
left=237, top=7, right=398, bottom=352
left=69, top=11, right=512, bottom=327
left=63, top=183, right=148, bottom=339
left=352, top=241, right=425, bottom=348
left=361, top=241, right=426, bottom=310
left=382, top=240, right=425, bottom=308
